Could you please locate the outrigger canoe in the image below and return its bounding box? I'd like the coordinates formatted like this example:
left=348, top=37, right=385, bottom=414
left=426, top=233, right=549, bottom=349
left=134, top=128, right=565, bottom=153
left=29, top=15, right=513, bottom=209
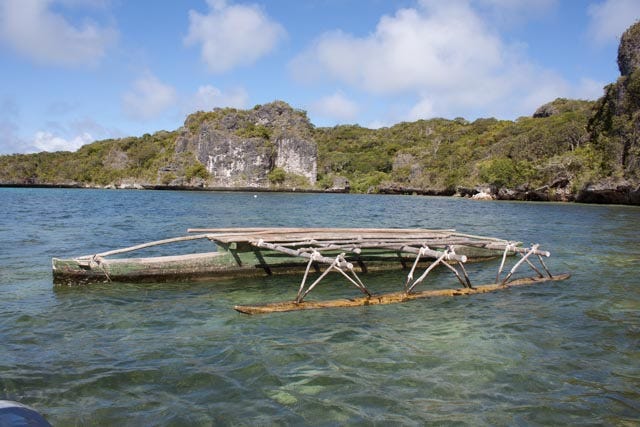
left=52, top=227, right=569, bottom=313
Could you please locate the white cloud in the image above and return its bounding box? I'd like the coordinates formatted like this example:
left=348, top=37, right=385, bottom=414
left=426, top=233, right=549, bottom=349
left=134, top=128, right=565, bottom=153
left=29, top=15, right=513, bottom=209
left=0, top=0, right=117, bottom=67
left=408, top=98, right=435, bottom=121
left=292, top=3, right=505, bottom=95
left=475, top=0, right=557, bottom=26
left=575, top=77, right=606, bottom=100
left=122, top=73, right=177, bottom=120
left=188, top=85, right=249, bottom=111
left=292, top=1, right=598, bottom=121
left=310, top=92, right=359, bottom=122
left=184, top=0, right=286, bottom=73
left=588, top=0, right=640, bottom=44
left=32, top=130, right=93, bottom=152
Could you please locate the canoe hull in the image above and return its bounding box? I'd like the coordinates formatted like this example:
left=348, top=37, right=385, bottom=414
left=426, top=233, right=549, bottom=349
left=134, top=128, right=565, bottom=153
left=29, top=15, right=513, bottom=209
left=52, top=245, right=505, bottom=285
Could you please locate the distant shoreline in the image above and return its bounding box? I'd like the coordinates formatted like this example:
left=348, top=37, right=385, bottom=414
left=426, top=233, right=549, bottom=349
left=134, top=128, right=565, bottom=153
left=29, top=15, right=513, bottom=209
left=2, top=183, right=639, bottom=206
left=0, top=182, right=344, bottom=194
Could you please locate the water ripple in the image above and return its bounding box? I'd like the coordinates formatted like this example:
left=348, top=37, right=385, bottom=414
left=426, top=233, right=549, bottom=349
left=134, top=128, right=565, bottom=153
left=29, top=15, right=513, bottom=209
left=0, top=188, right=639, bottom=425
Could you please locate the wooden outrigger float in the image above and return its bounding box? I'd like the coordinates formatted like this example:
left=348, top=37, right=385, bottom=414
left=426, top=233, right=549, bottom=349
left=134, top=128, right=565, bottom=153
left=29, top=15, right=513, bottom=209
left=52, top=228, right=569, bottom=313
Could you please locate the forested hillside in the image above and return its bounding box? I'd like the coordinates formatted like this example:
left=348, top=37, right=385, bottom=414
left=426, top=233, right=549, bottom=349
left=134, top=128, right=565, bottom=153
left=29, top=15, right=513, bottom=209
left=314, top=98, right=596, bottom=200
left=2, top=22, right=640, bottom=204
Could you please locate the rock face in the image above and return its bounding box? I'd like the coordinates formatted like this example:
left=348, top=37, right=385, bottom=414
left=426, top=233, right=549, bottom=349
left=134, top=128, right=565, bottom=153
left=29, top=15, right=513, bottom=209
left=576, top=180, right=640, bottom=204
left=584, top=21, right=640, bottom=203
left=275, top=137, right=317, bottom=183
left=618, top=22, right=640, bottom=76
left=175, top=101, right=317, bottom=188
left=533, top=102, right=559, bottom=118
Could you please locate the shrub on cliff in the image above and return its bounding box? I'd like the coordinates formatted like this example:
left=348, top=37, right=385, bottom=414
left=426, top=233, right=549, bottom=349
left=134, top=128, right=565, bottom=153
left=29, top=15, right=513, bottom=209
left=588, top=21, right=640, bottom=182
left=268, top=167, right=286, bottom=184
left=478, top=158, right=535, bottom=188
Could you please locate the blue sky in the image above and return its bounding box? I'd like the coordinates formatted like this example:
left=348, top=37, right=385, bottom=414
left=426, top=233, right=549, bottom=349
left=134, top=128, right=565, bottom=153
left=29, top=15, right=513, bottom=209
left=0, top=0, right=639, bottom=154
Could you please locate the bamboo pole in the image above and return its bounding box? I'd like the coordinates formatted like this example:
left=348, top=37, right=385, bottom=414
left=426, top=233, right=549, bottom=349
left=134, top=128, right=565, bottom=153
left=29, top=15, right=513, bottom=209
left=254, top=240, right=353, bottom=267
left=80, top=234, right=215, bottom=259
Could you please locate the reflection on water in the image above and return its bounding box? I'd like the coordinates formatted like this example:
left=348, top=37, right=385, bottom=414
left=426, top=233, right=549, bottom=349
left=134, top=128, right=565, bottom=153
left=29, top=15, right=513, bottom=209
left=0, top=188, right=639, bottom=425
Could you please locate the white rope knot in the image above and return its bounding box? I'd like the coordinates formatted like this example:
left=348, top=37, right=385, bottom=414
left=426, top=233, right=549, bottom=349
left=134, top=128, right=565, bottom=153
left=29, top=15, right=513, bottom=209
left=446, top=247, right=455, bottom=260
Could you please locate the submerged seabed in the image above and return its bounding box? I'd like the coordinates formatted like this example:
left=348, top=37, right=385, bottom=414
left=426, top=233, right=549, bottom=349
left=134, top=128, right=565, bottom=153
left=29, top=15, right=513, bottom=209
left=0, top=188, right=638, bottom=425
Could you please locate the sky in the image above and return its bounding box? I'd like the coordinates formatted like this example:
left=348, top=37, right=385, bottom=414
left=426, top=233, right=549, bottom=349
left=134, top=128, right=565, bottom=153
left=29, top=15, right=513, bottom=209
left=0, top=0, right=639, bottom=154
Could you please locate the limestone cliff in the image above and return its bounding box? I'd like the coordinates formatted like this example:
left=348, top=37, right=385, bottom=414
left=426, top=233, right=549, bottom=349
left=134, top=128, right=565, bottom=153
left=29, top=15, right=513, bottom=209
left=584, top=21, right=640, bottom=203
left=175, top=101, right=317, bottom=188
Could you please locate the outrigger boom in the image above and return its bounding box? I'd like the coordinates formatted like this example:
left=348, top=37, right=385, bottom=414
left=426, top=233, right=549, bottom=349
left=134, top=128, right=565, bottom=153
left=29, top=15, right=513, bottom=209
left=51, top=228, right=569, bottom=313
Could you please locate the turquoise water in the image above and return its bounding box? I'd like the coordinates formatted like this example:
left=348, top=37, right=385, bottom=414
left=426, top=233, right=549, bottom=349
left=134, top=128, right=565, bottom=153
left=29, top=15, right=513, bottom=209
left=0, top=188, right=638, bottom=425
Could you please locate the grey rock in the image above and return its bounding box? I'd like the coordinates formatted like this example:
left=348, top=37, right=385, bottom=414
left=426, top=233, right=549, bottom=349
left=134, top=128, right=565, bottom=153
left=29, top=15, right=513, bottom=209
left=326, top=176, right=350, bottom=193
left=618, top=21, right=640, bottom=76
left=533, top=103, right=559, bottom=118
left=176, top=101, right=317, bottom=188
left=576, top=179, right=640, bottom=204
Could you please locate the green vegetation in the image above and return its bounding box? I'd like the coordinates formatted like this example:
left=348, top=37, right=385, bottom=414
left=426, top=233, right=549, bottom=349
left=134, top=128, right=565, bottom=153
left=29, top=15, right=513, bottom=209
left=267, top=167, right=286, bottom=184
left=313, top=98, right=599, bottom=194
left=236, top=123, right=272, bottom=140
left=478, top=158, right=534, bottom=188
left=5, top=21, right=640, bottom=201
left=0, top=96, right=634, bottom=200
left=268, top=167, right=312, bottom=189
left=184, top=162, right=210, bottom=182
left=0, top=130, right=181, bottom=186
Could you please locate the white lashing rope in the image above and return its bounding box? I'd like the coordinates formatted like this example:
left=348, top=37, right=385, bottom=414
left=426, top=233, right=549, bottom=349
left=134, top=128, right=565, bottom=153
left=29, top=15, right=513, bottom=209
left=496, top=243, right=516, bottom=283
left=501, top=244, right=540, bottom=285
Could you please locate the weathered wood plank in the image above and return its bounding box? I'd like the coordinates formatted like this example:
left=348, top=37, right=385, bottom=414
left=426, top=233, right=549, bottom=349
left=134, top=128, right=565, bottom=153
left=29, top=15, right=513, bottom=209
left=188, top=227, right=457, bottom=234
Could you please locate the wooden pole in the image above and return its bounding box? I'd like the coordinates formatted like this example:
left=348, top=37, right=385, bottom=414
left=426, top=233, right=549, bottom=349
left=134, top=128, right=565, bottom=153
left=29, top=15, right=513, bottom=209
left=234, top=273, right=572, bottom=314
left=81, top=234, right=215, bottom=259
left=501, top=245, right=539, bottom=285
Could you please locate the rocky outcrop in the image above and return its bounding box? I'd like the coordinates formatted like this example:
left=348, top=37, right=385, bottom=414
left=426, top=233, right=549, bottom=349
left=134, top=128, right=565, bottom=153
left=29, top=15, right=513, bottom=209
left=175, top=101, right=317, bottom=188
left=576, top=180, right=640, bottom=204
left=325, top=176, right=350, bottom=193
left=275, top=137, right=317, bottom=184
left=586, top=21, right=640, bottom=203
left=618, top=22, right=640, bottom=76
left=392, top=153, right=423, bottom=182
left=533, top=102, right=559, bottom=118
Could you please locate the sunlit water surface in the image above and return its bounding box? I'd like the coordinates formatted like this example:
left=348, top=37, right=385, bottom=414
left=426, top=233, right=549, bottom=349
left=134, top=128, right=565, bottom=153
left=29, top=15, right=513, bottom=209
left=0, top=188, right=638, bottom=425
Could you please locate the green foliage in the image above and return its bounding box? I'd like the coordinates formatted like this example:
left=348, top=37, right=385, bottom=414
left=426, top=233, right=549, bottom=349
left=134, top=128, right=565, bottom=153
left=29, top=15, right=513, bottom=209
left=185, top=108, right=238, bottom=132
left=236, top=123, right=272, bottom=140
left=284, top=173, right=312, bottom=189
left=185, top=163, right=210, bottom=181
left=161, top=172, right=177, bottom=185
left=266, top=167, right=312, bottom=188
left=314, top=99, right=599, bottom=193
left=588, top=71, right=640, bottom=179
left=268, top=167, right=286, bottom=184
left=350, top=172, right=390, bottom=193
left=0, top=130, right=178, bottom=186
left=1, top=95, right=632, bottom=196
left=478, top=158, right=534, bottom=188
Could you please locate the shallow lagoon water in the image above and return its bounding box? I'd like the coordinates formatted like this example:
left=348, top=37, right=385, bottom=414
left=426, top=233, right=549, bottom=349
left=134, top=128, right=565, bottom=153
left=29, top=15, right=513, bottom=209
left=0, top=188, right=639, bottom=425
